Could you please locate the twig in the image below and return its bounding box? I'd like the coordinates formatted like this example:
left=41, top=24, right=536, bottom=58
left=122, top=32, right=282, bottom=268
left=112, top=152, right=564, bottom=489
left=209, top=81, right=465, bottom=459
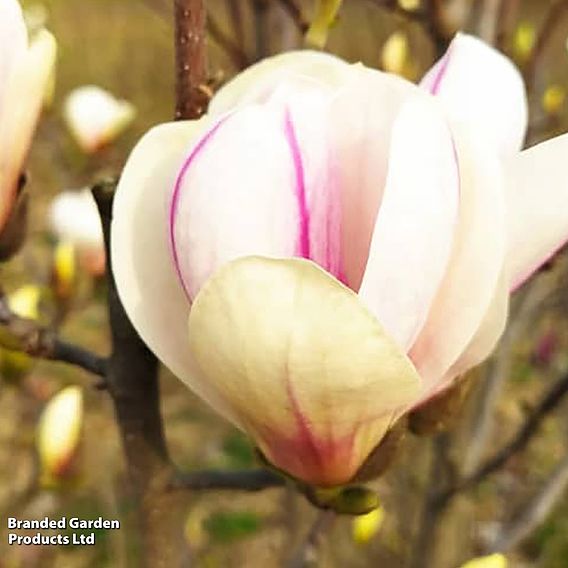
left=276, top=0, right=308, bottom=33
left=462, top=279, right=552, bottom=475
left=227, top=0, right=246, bottom=49
left=208, top=13, right=249, bottom=69
left=525, top=0, right=568, bottom=93
left=252, top=0, right=270, bottom=61
left=170, top=468, right=285, bottom=491
left=287, top=510, right=335, bottom=568
left=0, top=294, right=107, bottom=378
left=487, top=452, right=568, bottom=552
left=409, top=433, right=455, bottom=568
left=444, top=370, right=568, bottom=499
left=367, top=0, right=450, bottom=57
left=174, top=0, right=209, bottom=119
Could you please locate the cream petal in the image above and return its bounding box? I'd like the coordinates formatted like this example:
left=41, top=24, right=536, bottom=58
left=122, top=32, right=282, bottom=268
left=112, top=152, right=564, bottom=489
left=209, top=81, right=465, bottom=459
left=0, top=29, right=56, bottom=230
left=209, top=49, right=353, bottom=115
left=358, top=97, right=459, bottom=350
left=409, top=125, right=507, bottom=390
left=328, top=65, right=426, bottom=290
left=506, top=133, right=568, bottom=289
left=421, top=33, right=528, bottom=157
left=171, top=104, right=301, bottom=299
left=111, top=120, right=242, bottom=426
left=188, top=256, right=421, bottom=486
left=0, top=0, right=27, bottom=111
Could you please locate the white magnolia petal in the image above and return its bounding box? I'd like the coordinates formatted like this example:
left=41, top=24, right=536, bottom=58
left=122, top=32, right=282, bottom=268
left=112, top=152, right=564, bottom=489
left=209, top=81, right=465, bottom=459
left=0, top=29, right=56, bottom=230
left=111, top=120, right=241, bottom=426
left=188, top=256, right=421, bottom=486
left=171, top=105, right=300, bottom=299
left=506, top=132, right=568, bottom=289
left=328, top=65, right=423, bottom=290
left=410, top=125, right=507, bottom=391
left=0, top=0, right=27, bottom=112
left=209, top=49, right=352, bottom=115
left=421, top=33, right=528, bottom=157
left=359, top=97, right=459, bottom=350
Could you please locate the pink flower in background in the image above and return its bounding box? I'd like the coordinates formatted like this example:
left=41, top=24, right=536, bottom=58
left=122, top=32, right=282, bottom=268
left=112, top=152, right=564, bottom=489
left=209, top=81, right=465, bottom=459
left=111, top=35, right=568, bottom=486
left=0, top=0, right=56, bottom=231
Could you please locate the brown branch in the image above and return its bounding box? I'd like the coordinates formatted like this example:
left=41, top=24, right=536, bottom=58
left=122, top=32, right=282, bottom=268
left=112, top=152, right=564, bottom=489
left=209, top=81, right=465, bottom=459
left=170, top=468, right=285, bottom=491
left=276, top=0, right=308, bottom=33
left=92, top=181, right=185, bottom=568
left=442, top=369, right=568, bottom=501
left=487, top=452, right=568, bottom=552
left=367, top=0, right=450, bottom=57
left=0, top=293, right=107, bottom=378
left=174, top=0, right=209, bottom=119
left=287, top=510, right=335, bottom=568
left=208, top=13, right=249, bottom=69
left=525, top=0, right=568, bottom=93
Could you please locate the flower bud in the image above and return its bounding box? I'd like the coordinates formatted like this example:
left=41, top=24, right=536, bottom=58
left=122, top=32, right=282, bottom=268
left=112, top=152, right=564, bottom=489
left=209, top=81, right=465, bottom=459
left=37, top=386, right=83, bottom=486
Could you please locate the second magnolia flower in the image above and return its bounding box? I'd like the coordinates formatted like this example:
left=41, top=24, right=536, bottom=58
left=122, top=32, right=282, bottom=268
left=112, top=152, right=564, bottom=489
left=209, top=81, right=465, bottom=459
left=112, top=35, right=568, bottom=486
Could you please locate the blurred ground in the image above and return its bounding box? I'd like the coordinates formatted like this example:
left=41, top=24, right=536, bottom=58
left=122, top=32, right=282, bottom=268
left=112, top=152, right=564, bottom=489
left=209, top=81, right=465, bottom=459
left=1, top=1, right=568, bottom=567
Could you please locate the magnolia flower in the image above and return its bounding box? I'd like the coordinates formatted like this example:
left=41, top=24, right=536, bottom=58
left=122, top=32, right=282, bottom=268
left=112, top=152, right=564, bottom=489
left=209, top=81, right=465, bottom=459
left=0, top=0, right=56, bottom=232
left=37, top=386, right=83, bottom=484
left=112, top=35, right=568, bottom=486
left=48, top=189, right=105, bottom=276
left=63, top=85, right=135, bottom=153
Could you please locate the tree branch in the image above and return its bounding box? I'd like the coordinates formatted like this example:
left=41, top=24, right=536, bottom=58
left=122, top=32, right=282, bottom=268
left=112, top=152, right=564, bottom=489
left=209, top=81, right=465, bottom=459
left=444, top=369, right=568, bottom=499
left=367, top=0, right=450, bottom=57
left=208, top=13, right=249, bottom=69
left=0, top=294, right=107, bottom=378
left=487, top=452, right=568, bottom=552
left=525, top=0, right=568, bottom=93
left=170, top=468, right=285, bottom=491
left=276, top=0, right=308, bottom=33
left=287, top=510, right=335, bottom=568
left=174, top=0, right=209, bottom=119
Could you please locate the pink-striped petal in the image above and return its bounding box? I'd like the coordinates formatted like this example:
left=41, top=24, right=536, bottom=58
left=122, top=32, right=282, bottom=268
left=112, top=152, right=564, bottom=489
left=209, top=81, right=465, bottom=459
left=506, top=133, right=568, bottom=289
left=170, top=105, right=303, bottom=300
left=358, top=97, right=459, bottom=350
left=111, top=120, right=244, bottom=428
left=421, top=33, right=528, bottom=158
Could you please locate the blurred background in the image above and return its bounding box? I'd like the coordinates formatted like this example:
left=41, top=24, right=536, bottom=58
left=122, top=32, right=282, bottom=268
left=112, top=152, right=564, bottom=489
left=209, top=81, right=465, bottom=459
left=1, top=1, right=568, bottom=566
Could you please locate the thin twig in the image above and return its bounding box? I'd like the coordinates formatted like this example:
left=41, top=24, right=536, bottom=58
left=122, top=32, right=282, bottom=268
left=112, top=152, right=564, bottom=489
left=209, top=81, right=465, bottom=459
left=443, top=370, right=568, bottom=500
left=409, top=433, right=455, bottom=568
left=276, top=0, right=308, bottom=33
left=462, top=279, right=552, bottom=475
left=487, top=452, right=568, bottom=552
left=287, top=510, right=335, bottom=568
left=252, top=0, right=270, bottom=61
left=0, top=293, right=107, bottom=378
left=170, top=468, right=285, bottom=491
left=525, top=0, right=568, bottom=93
left=367, top=0, right=450, bottom=57
left=208, top=13, right=249, bottom=69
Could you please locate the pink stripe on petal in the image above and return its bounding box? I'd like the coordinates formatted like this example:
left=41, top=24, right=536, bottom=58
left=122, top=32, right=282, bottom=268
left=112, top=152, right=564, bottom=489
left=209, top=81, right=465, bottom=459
left=284, top=108, right=311, bottom=259
left=169, top=116, right=229, bottom=299
left=429, top=49, right=452, bottom=95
